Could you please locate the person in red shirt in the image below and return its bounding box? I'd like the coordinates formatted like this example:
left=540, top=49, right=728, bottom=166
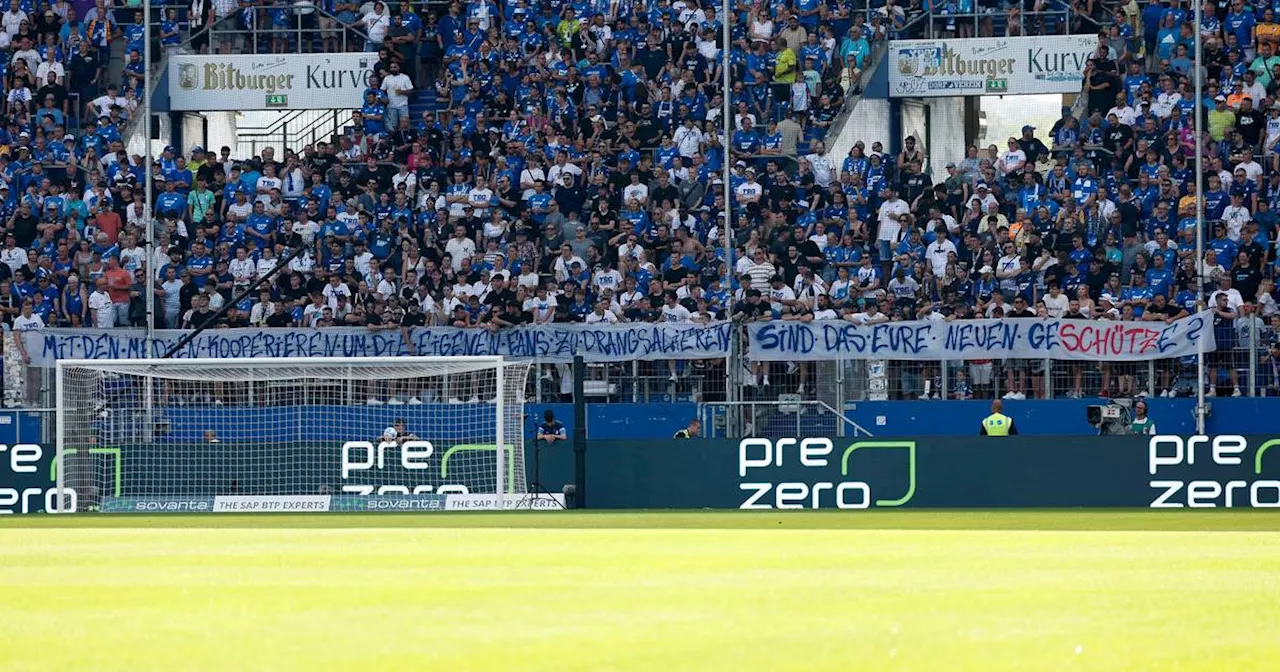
left=103, top=255, right=134, bottom=326
left=94, top=205, right=123, bottom=245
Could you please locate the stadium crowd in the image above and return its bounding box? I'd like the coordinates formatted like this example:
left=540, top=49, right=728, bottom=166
left=0, top=0, right=1277, bottom=402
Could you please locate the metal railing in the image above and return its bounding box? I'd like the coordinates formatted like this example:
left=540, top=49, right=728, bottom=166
left=201, top=6, right=371, bottom=55
left=700, top=400, right=874, bottom=439
left=916, top=7, right=1073, bottom=39
left=236, top=109, right=354, bottom=159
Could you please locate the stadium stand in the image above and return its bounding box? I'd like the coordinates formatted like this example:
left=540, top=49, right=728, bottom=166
left=0, top=0, right=1277, bottom=408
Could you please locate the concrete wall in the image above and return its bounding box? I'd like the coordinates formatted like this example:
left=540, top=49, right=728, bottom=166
left=829, top=98, right=891, bottom=175
left=925, top=97, right=967, bottom=176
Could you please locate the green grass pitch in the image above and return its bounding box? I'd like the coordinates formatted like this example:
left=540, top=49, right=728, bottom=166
left=2, top=511, right=1278, bottom=671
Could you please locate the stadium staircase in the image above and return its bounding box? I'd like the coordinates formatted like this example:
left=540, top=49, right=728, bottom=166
left=409, top=86, right=440, bottom=119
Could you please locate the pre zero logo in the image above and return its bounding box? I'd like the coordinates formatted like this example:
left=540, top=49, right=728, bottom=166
left=738, top=438, right=917, bottom=509
left=1148, top=435, right=1280, bottom=508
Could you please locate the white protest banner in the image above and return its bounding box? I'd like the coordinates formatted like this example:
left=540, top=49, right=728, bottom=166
left=27, top=323, right=732, bottom=367
left=169, top=53, right=375, bottom=111
left=889, top=35, right=1096, bottom=97
left=747, top=312, right=1216, bottom=362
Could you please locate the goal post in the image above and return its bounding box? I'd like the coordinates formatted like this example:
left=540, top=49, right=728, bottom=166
left=53, top=356, right=540, bottom=513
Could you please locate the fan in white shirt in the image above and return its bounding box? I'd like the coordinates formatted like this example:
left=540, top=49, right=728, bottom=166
left=381, top=71, right=414, bottom=109
left=735, top=174, right=764, bottom=206
left=90, top=92, right=127, bottom=118
left=322, top=277, right=352, bottom=309
left=519, top=166, right=547, bottom=199
left=996, top=141, right=1026, bottom=176
left=0, top=243, right=27, bottom=272
left=12, top=309, right=44, bottom=332
left=924, top=232, right=957, bottom=278
left=292, top=218, right=320, bottom=244
left=2, top=9, right=27, bottom=38
left=1236, top=156, right=1264, bottom=184
left=391, top=170, right=417, bottom=199
left=1042, top=285, right=1070, bottom=317
left=289, top=250, right=316, bottom=275
left=805, top=144, right=835, bottom=187
left=228, top=253, right=256, bottom=287
left=35, top=59, right=64, bottom=86
left=444, top=231, right=477, bottom=272
left=467, top=186, right=494, bottom=217
left=88, top=286, right=114, bottom=327
left=661, top=299, right=692, bottom=322
left=621, top=179, right=648, bottom=206
left=1106, top=104, right=1137, bottom=126
left=1222, top=198, right=1251, bottom=240
left=545, top=160, right=582, bottom=186
left=673, top=120, right=705, bottom=157
left=352, top=248, right=374, bottom=277
left=584, top=302, right=619, bottom=324
left=256, top=250, right=278, bottom=278
left=256, top=174, right=282, bottom=196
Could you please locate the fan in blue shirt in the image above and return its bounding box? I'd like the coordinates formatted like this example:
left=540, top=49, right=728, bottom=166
left=1121, top=277, right=1153, bottom=318
left=1208, top=226, right=1238, bottom=269
left=155, top=184, right=186, bottom=218
left=246, top=209, right=276, bottom=246
left=1145, top=258, right=1174, bottom=298
left=361, top=97, right=387, bottom=135
left=1071, top=173, right=1098, bottom=206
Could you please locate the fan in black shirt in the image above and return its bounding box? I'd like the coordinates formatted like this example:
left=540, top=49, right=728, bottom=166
left=733, top=290, right=771, bottom=321
left=265, top=303, right=295, bottom=327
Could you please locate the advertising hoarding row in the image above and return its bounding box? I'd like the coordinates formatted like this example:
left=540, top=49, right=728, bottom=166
left=6, top=436, right=1279, bottom=512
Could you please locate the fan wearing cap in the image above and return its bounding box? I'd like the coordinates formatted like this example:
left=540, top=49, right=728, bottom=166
left=1207, top=94, right=1236, bottom=141
left=967, top=180, right=998, bottom=213
left=735, top=166, right=763, bottom=208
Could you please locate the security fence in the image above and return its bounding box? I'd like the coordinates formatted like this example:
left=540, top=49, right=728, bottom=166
left=6, top=317, right=1276, bottom=417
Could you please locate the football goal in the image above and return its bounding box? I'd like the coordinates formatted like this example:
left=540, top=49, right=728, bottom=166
left=54, top=357, right=532, bottom=512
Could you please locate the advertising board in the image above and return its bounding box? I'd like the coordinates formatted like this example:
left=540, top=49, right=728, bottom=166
left=584, top=436, right=1280, bottom=509
left=5, top=436, right=1278, bottom=512
left=169, top=53, right=375, bottom=111
left=889, top=35, right=1097, bottom=98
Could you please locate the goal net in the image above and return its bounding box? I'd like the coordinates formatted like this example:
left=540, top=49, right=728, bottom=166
left=54, top=357, right=532, bottom=513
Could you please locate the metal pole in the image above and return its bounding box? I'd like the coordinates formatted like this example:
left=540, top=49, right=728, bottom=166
left=144, top=0, right=154, bottom=342
left=721, top=0, right=738, bottom=414
left=721, top=0, right=734, bottom=316
left=1249, top=339, right=1257, bottom=396
left=572, top=355, right=586, bottom=508
left=1194, top=0, right=1206, bottom=433
left=495, top=362, right=505, bottom=504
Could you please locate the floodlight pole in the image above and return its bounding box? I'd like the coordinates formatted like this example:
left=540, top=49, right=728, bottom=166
left=1193, top=0, right=1206, bottom=433
left=721, top=0, right=734, bottom=318
left=142, top=0, right=156, bottom=441
left=143, top=0, right=155, bottom=343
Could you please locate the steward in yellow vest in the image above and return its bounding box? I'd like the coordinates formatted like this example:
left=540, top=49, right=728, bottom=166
left=980, top=400, right=1018, bottom=436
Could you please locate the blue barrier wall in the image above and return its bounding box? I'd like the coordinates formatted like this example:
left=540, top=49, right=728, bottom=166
left=0, top=411, right=45, bottom=445
left=131, top=402, right=697, bottom=443
left=845, top=398, right=1280, bottom=436
left=20, top=399, right=1280, bottom=444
